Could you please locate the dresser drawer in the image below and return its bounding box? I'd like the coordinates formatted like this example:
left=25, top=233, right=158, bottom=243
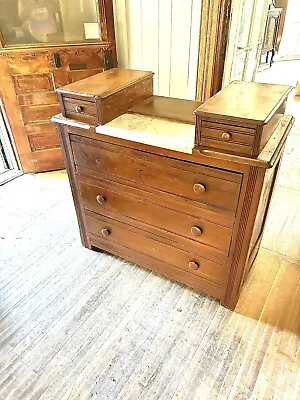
left=79, top=179, right=233, bottom=253
left=85, top=211, right=227, bottom=285
left=71, top=136, right=242, bottom=212
left=62, top=97, right=98, bottom=125
left=201, top=121, right=255, bottom=156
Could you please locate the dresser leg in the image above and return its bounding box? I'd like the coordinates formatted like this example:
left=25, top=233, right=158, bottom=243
left=221, top=295, right=238, bottom=311
left=55, top=122, right=92, bottom=250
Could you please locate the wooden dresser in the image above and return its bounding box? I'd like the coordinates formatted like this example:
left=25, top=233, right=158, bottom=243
left=52, top=69, right=294, bottom=310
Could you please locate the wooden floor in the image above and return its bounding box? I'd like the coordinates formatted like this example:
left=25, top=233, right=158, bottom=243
left=0, top=103, right=299, bottom=400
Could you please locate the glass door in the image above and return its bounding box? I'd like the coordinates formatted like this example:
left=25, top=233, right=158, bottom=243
left=0, top=101, right=21, bottom=184
left=0, top=0, right=102, bottom=47
left=223, top=0, right=269, bottom=86
left=0, top=136, right=9, bottom=175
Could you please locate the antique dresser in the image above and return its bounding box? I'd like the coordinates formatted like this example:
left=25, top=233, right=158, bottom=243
left=52, top=68, right=294, bottom=310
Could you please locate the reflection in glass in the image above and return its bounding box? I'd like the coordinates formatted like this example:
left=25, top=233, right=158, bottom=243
left=0, top=0, right=100, bottom=46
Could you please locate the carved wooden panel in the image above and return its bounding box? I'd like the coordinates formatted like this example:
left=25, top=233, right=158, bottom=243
left=0, top=45, right=116, bottom=172
left=13, top=73, right=54, bottom=93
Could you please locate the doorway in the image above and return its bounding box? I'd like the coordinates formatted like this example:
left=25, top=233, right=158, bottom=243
left=255, top=0, right=300, bottom=87
left=223, top=0, right=300, bottom=89
left=0, top=99, right=22, bottom=185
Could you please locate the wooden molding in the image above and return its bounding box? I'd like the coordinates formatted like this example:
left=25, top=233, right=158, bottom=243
left=196, top=0, right=232, bottom=102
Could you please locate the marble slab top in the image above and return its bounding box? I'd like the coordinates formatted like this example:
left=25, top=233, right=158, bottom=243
left=95, top=113, right=196, bottom=154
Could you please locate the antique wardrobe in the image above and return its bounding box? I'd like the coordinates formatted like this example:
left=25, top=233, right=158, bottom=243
left=0, top=0, right=116, bottom=173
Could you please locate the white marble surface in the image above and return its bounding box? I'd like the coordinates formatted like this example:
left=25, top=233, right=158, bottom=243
left=96, top=113, right=196, bottom=154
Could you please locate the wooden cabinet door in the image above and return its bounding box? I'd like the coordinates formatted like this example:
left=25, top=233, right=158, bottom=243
left=2, top=45, right=115, bottom=172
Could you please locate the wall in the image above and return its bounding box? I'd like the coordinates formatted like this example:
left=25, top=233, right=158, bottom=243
left=112, top=0, right=202, bottom=100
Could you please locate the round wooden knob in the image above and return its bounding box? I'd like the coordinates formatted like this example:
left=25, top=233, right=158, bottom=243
left=221, top=132, right=231, bottom=141
left=101, top=228, right=110, bottom=237
left=191, top=226, right=202, bottom=237
left=75, top=105, right=84, bottom=113
left=189, top=261, right=200, bottom=270
left=193, top=183, right=206, bottom=194
left=96, top=195, right=106, bottom=205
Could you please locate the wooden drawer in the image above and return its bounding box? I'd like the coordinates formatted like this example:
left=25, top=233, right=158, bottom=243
left=71, top=136, right=242, bottom=212
left=201, top=121, right=255, bottom=156
left=85, top=211, right=228, bottom=285
left=79, top=178, right=233, bottom=253
left=57, top=69, right=154, bottom=125
left=62, top=97, right=98, bottom=126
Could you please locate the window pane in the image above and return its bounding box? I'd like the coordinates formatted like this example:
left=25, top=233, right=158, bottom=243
left=0, top=0, right=101, bottom=46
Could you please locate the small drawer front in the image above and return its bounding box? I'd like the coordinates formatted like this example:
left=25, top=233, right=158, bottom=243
left=85, top=211, right=227, bottom=285
left=63, top=97, right=98, bottom=125
left=79, top=179, right=233, bottom=253
left=201, top=137, right=253, bottom=156
left=201, top=121, right=255, bottom=156
left=202, top=126, right=255, bottom=146
left=71, top=138, right=242, bottom=212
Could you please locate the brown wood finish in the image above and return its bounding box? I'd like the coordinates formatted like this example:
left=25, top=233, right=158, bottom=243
left=86, top=211, right=227, bottom=286
left=79, top=179, right=233, bottom=254
left=58, top=69, right=154, bottom=125
left=128, top=96, right=201, bottom=124
left=71, top=135, right=242, bottom=212
left=0, top=0, right=117, bottom=173
left=79, top=167, right=236, bottom=230
left=195, top=81, right=292, bottom=157
left=89, top=232, right=225, bottom=300
left=53, top=70, right=295, bottom=309
left=196, top=0, right=232, bottom=102
left=275, top=0, right=288, bottom=51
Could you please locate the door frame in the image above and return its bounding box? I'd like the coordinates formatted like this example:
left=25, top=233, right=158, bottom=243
left=196, top=0, right=232, bottom=102
left=0, top=96, right=23, bottom=185
left=222, top=0, right=270, bottom=87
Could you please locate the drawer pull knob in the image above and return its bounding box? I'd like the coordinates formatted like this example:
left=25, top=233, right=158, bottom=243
left=191, top=226, right=202, bottom=237
left=101, top=228, right=110, bottom=237
left=96, top=195, right=106, bottom=205
left=75, top=105, right=84, bottom=113
left=193, top=183, right=206, bottom=194
left=222, top=132, right=231, bottom=141
left=189, top=261, right=200, bottom=270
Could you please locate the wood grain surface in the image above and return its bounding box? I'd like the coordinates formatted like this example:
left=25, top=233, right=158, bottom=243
left=128, top=96, right=201, bottom=124
left=57, top=68, right=154, bottom=98
left=195, top=81, right=292, bottom=124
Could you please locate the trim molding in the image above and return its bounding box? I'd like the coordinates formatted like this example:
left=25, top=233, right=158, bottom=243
left=196, top=0, right=232, bottom=102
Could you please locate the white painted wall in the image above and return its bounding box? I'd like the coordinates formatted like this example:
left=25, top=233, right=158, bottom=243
left=278, top=0, right=300, bottom=59
left=112, top=0, right=202, bottom=100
